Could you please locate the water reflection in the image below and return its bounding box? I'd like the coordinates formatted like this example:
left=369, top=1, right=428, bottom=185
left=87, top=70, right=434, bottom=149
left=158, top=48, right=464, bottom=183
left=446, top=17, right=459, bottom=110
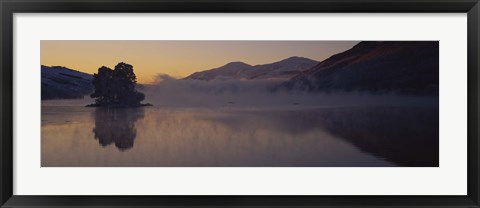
left=92, top=107, right=145, bottom=151
left=201, top=106, right=439, bottom=167
left=317, top=107, right=439, bottom=166
left=41, top=104, right=438, bottom=167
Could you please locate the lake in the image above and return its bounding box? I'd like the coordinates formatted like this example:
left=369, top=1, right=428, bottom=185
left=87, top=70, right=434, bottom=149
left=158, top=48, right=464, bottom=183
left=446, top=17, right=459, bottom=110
left=41, top=101, right=438, bottom=167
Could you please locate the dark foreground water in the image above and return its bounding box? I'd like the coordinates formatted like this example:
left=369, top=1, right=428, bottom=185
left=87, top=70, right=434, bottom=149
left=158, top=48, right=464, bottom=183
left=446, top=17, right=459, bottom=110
left=41, top=104, right=438, bottom=167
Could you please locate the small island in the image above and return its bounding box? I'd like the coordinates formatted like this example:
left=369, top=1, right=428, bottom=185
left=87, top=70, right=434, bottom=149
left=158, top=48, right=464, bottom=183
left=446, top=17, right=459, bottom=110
left=86, top=62, right=151, bottom=108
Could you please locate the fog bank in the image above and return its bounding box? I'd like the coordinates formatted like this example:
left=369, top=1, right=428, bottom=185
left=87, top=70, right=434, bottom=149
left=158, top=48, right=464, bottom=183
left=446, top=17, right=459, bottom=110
left=139, top=74, right=438, bottom=108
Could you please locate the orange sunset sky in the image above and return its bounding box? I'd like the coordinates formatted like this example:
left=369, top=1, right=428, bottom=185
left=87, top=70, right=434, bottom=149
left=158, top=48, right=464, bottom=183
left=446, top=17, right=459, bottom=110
left=41, top=40, right=359, bottom=84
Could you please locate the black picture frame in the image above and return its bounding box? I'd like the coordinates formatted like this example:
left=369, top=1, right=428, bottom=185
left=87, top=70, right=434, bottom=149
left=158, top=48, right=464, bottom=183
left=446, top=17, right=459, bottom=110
left=1, top=0, right=479, bottom=207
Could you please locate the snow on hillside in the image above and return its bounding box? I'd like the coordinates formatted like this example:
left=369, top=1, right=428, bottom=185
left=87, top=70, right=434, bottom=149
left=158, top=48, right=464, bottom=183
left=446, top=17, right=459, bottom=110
left=41, top=65, right=93, bottom=100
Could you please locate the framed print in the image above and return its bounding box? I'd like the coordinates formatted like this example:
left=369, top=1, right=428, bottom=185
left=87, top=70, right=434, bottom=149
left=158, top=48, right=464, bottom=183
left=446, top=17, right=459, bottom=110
left=1, top=0, right=479, bottom=207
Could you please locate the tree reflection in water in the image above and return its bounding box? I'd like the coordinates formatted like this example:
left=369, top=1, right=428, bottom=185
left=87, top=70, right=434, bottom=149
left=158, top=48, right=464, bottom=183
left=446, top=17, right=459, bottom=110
left=92, top=107, right=145, bottom=151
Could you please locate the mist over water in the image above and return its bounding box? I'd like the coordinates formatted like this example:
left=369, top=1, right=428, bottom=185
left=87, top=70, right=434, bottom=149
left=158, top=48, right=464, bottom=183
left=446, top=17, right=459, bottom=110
left=41, top=76, right=439, bottom=167
left=141, top=74, right=438, bottom=108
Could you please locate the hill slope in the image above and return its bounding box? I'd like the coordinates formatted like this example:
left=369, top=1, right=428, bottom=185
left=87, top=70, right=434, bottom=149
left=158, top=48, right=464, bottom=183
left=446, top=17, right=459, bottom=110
left=41, top=65, right=93, bottom=100
left=284, top=41, right=439, bottom=95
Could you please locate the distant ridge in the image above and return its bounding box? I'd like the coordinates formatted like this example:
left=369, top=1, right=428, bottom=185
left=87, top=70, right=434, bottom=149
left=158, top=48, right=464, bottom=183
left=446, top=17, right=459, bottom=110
left=184, top=56, right=319, bottom=81
left=185, top=61, right=252, bottom=81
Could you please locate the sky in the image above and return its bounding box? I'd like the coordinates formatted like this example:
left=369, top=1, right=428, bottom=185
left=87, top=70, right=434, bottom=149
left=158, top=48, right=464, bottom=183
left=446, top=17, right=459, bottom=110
left=41, top=40, right=359, bottom=84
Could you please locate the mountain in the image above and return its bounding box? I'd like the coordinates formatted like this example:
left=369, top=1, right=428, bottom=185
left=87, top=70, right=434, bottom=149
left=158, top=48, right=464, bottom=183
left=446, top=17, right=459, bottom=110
left=248, top=56, right=319, bottom=80
left=41, top=65, right=93, bottom=100
left=284, top=41, right=439, bottom=95
left=185, top=62, right=252, bottom=81
left=184, top=56, right=318, bottom=81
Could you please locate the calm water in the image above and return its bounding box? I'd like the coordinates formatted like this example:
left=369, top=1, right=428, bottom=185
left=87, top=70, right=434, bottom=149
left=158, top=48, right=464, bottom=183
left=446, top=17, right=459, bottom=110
left=41, top=103, right=438, bottom=167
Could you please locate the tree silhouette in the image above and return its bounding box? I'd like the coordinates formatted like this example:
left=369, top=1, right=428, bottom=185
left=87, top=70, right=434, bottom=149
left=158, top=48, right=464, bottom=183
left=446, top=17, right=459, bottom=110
left=89, top=62, right=146, bottom=107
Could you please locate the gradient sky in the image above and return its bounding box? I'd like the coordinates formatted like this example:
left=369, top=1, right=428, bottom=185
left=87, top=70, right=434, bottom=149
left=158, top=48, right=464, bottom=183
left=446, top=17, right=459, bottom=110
left=41, top=40, right=359, bottom=84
